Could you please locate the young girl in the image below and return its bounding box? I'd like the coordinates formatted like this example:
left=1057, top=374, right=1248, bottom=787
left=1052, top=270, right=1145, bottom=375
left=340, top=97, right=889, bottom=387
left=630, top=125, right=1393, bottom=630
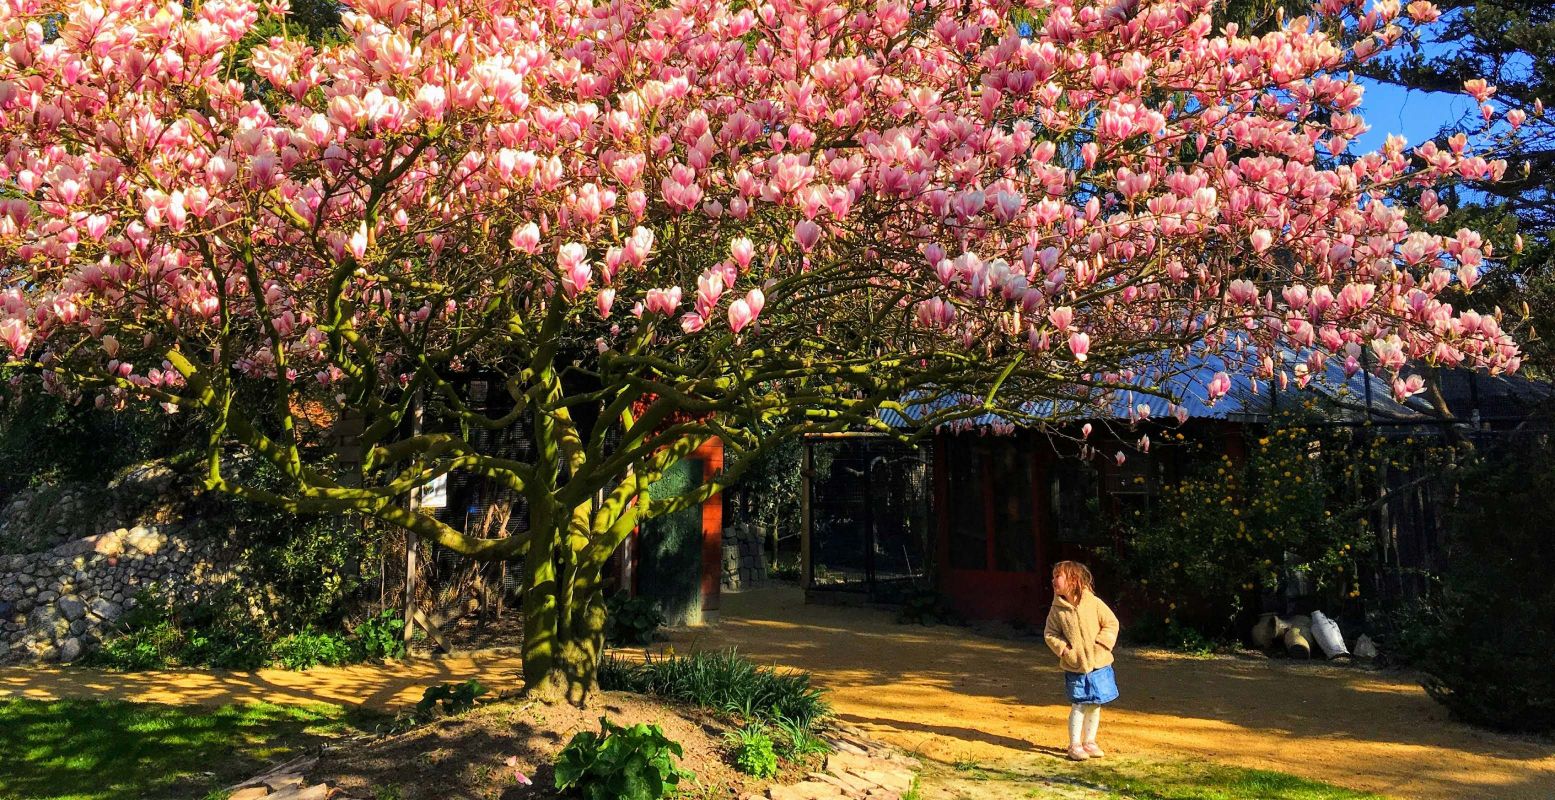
left=1044, top=560, right=1120, bottom=761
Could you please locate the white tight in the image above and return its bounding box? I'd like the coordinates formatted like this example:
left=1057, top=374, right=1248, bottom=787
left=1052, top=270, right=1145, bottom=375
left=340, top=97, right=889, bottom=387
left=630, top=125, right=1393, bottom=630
left=1068, top=703, right=1101, bottom=746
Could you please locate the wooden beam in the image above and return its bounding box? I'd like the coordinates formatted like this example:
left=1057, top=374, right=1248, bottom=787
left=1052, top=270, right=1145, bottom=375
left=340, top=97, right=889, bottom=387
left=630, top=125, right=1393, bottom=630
left=411, top=607, right=452, bottom=653
left=404, top=390, right=424, bottom=646
left=800, top=441, right=813, bottom=591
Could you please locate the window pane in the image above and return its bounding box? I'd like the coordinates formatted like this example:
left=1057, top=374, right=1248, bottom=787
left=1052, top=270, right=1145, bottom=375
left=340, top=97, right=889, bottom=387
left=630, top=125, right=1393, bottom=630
left=990, top=443, right=1037, bottom=572
left=945, top=437, right=988, bottom=570
left=1051, top=458, right=1103, bottom=544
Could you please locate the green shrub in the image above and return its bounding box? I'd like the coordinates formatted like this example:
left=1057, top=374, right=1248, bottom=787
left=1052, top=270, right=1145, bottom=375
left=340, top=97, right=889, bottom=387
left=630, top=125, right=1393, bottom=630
left=415, top=679, right=488, bottom=718
left=1116, top=417, right=1406, bottom=638
left=270, top=628, right=356, bottom=670
left=596, top=650, right=830, bottom=730
left=90, top=593, right=404, bottom=671
left=0, top=388, right=196, bottom=494
left=88, top=619, right=182, bottom=671
left=769, top=557, right=801, bottom=583
left=220, top=460, right=379, bottom=635
left=353, top=610, right=406, bottom=661
left=171, top=587, right=273, bottom=669
left=603, top=593, right=666, bottom=646
left=726, top=724, right=779, bottom=778
left=1406, top=440, right=1555, bottom=733
left=553, top=717, right=690, bottom=800
left=1123, top=616, right=1219, bottom=656
left=895, top=588, right=962, bottom=626
left=86, top=590, right=270, bottom=671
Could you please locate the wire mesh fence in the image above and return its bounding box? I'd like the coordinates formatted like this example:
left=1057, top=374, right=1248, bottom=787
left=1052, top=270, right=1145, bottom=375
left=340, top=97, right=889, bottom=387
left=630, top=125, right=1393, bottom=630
left=806, top=437, right=933, bottom=601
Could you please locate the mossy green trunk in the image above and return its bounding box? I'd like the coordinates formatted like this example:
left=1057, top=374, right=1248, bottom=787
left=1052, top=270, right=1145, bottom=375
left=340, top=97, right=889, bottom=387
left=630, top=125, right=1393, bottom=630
left=520, top=514, right=610, bottom=705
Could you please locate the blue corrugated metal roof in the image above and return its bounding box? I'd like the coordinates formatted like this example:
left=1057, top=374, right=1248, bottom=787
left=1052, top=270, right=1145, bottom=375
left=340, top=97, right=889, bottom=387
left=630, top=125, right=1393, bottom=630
left=876, top=343, right=1424, bottom=429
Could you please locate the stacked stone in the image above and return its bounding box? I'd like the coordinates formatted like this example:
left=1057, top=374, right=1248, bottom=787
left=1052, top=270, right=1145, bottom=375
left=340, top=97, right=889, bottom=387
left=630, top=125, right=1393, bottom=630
left=0, top=524, right=229, bottom=664
left=721, top=523, right=770, bottom=593
left=743, top=723, right=920, bottom=800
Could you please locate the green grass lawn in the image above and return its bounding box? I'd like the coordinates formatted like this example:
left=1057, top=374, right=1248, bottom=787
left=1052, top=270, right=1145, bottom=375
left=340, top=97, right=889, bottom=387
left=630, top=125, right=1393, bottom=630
left=1084, top=759, right=1389, bottom=800
left=920, top=756, right=1388, bottom=800
left=0, top=698, right=378, bottom=800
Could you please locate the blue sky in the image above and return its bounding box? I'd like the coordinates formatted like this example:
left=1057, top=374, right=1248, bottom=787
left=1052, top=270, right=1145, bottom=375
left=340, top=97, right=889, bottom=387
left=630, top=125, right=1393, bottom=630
left=1351, top=78, right=1475, bottom=153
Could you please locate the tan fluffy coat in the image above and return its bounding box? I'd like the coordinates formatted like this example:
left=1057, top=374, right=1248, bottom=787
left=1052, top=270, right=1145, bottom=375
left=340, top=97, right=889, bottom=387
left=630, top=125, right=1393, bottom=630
left=1044, top=589, right=1120, bottom=674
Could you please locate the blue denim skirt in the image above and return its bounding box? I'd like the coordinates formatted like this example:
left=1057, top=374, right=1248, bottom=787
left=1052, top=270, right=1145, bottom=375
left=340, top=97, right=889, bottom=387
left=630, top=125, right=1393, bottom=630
left=1064, top=664, right=1119, bottom=705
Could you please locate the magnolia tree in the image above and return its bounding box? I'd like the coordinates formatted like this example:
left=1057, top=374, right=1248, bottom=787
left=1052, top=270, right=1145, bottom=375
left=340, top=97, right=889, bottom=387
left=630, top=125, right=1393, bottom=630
left=0, top=0, right=1530, bottom=698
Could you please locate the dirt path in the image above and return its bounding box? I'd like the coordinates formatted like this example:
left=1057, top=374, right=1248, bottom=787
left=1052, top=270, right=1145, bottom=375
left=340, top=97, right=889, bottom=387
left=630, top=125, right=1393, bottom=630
left=2, top=587, right=1552, bottom=799
left=0, top=651, right=526, bottom=710
left=663, top=588, right=1555, bottom=800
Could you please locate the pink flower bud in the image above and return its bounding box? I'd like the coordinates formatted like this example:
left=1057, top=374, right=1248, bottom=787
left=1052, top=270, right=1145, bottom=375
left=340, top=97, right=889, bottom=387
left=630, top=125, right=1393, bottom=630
left=1068, top=331, right=1089, bottom=362
left=510, top=223, right=540, bottom=254
left=731, top=237, right=754, bottom=270
left=794, top=220, right=821, bottom=252
left=1207, top=371, right=1232, bottom=400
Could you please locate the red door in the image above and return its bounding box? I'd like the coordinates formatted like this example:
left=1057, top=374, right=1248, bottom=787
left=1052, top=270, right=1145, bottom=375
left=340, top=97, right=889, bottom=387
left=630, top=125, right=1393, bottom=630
left=934, top=434, right=1051, bottom=625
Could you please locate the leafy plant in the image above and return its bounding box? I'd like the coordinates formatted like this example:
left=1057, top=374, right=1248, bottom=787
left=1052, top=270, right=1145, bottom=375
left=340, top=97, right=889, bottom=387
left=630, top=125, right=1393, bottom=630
left=87, top=618, right=183, bottom=671
left=220, top=457, right=380, bottom=634
left=1116, top=412, right=1412, bottom=638
left=772, top=715, right=832, bottom=758
left=596, top=650, right=830, bottom=731
left=0, top=388, right=196, bottom=496
left=416, top=679, right=488, bottom=718
left=725, top=724, right=779, bottom=779
left=603, top=592, right=666, bottom=646
left=553, top=717, right=691, bottom=800
left=270, top=627, right=356, bottom=670
left=1404, top=439, right=1555, bottom=733
left=769, top=556, right=801, bottom=583
left=353, top=609, right=407, bottom=661
left=86, top=589, right=270, bottom=671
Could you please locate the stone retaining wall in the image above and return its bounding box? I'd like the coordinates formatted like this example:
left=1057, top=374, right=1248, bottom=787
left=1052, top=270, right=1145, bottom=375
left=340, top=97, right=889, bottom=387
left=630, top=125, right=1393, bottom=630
left=722, top=523, right=769, bottom=592
left=0, top=524, right=231, bottom=664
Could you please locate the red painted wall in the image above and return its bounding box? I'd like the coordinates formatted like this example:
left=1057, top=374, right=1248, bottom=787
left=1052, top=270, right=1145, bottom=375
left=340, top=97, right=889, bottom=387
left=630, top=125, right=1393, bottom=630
left=932, top=423, right=1247, bottom=625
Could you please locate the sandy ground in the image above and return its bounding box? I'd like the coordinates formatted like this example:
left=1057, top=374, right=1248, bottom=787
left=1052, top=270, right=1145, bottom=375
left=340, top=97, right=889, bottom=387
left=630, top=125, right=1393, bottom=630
left=2, top=586, right=1551, bottom=799
left=660, top=587, right=1555, bottom=800
left=0, top=649, right=528, bottom=710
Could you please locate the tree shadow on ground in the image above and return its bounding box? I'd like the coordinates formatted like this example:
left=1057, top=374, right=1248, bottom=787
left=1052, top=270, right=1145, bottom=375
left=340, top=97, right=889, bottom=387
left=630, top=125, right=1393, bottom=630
left=0, top=697, right=366, bottom=800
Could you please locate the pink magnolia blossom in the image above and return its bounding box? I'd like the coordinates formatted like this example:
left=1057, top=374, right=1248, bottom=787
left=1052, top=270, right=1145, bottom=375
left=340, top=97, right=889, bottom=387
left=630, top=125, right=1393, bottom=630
left=794, top=221, right=821, bottom=253
left=728, top=298, right=756, bottom=333
left=0, top=0, right=1531, bottom=573
left=510, top=223, right=541, bottom=255
left=1068, top=332, right=1090, bottom=362
left=1207, top=371, right=1233, bottom=401
left=730, top=238, right=755, bottom=271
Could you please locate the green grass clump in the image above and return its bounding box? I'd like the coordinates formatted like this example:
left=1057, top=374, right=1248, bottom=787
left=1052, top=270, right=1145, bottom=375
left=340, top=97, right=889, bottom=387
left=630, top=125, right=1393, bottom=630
left=925, top=757, right=1387, bottom=800
left=597, top=649, right=829, bottom=730
left=1086, top=759, right=1388, bottom=800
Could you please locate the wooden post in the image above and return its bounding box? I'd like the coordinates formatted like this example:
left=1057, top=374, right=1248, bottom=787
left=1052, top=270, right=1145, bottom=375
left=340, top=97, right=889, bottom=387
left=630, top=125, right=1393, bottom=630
left=697, top=439, right=725, bottom=623
left=403, top=390, right=423, bottom=647
left=800, top=440, right=814, bottom=591
left=404, top=530, right=418, bottom=646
